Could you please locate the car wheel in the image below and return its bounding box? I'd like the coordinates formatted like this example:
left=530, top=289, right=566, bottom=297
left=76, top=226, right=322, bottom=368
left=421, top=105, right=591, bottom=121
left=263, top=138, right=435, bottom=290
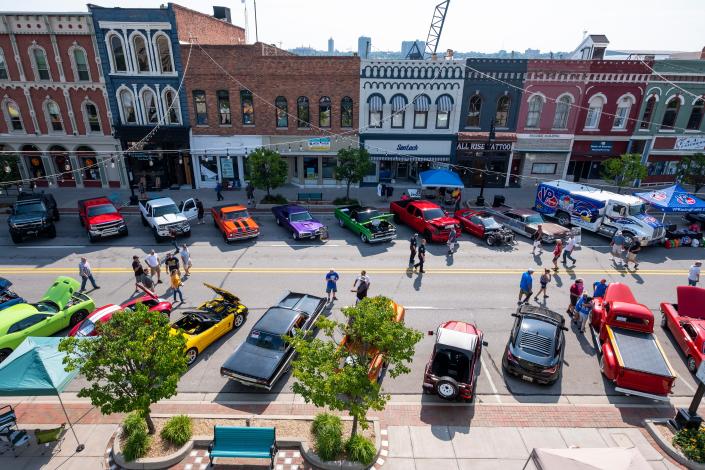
left=688, top=356, right=698, bottom=373
left=122, top=228, right=129, bottom=237
left=69, top=310, right=89, bottom=327
left=10, top=233, right=22, bottom=244
left=276, top=218, right=281, bottom=226
left=361, top=233, right=368, bottom=243
left=557, top=212, right=570, bottom=227
left=0, top=349, right=12, bottom=363
left=338, top=217, right=344, bottom=227
left=424, top=230, right=432, bottom=243
left=233, top=313, right=245, bottom=329
left=486, top=235, right=495, bottom=246
left=436, top=377, right=459, bottom=400
left=47, top=225, right=57, bottom=239
left=661, top=314, right=667, bottom=328
left=185, top=348, right=198, bottom=365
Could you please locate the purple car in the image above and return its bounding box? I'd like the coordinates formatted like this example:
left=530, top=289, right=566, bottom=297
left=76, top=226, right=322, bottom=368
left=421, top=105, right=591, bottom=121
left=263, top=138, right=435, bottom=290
left=271, top=204, right=327, bottom=240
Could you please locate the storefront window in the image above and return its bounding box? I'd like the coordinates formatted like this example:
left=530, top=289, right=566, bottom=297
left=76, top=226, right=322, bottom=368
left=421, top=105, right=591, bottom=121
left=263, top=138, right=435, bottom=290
left=77, top=146, right=99, bottom=182
left=661, top=98, right=680, bottom=130
left=553, top=95, right=571, bottom=129
left=219, top=156, right=239, bottom=188
left=275, top=96, right=288, bottom=128
left=322, top=157, right=337, bottom=179
left=142, top=89, right=158, bottom=124
left=368, top=95, right=383, bottom=128
left=341, top=97, right=353, bottom=128
left=198, top=155, right=218, bottom=185
left=531, top=163, right=557, bottom=175
left=297, top=97, right=310, bottom=128
left=319, top=97, right=331, bottom=128
left=647, top=160, right=679, bottom=176
left=50, top=146, right=73, bottom=183
left=687, top=99, right=704, bottom=130
left=218, top=90, right=231, bottom=125
left=640, top=96, right=656, bottom=130
left=193, top=90, right=207, bottom=125
left=241, top=90, right=254, bottom=125
left=414, top=95, right=430, bottom=129
left=525, top=95, right=543, bottom=128
left=466, top=96, right=482, bottom=128
left=22, top=145, right=45, bottom=179
left=303, top=156, right=318, bottom=181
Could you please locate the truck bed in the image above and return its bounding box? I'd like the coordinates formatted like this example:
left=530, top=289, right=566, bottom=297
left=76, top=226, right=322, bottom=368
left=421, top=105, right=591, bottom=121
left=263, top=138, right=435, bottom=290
left=611, top=327, right=673, bottom=378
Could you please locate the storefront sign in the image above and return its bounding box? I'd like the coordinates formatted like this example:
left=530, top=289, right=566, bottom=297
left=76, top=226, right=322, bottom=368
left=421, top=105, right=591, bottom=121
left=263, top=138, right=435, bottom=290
left=308, top=137, right=331, bottom=151
left=590, top=141, right=613, bottom=153
left=675, top=136, right=705, bottom=151
left=221, top=158, right=235, bottom=178
left=397, top=144, right=419, bottom=151
left=519, top=133, right=568, bottom=139
left=456, top=142, right=512, bottom=152
left=364, top=139, right=452, bottom=156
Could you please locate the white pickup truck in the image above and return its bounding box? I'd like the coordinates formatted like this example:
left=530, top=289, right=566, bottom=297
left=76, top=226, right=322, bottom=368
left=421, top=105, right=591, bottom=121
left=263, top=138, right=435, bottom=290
left=139, top=197, right=198, bottom=242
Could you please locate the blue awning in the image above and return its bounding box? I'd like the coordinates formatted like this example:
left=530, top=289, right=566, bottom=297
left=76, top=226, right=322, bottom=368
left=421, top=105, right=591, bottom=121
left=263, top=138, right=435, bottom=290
left=437, top=95, right=454, bottom=112
left=635, top=184, right=705, bottom=213
left=414, top=95, right=430, bottom=112
left=391, top=95, right=407, bottom=112
left=419, top=169, right=464, bottom=188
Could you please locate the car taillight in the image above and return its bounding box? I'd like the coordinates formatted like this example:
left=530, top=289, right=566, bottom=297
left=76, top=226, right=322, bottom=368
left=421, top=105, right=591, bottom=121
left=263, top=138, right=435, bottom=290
left=506, top=349, right=517, bottom=363
left=544, top=364, right=559, bottom=374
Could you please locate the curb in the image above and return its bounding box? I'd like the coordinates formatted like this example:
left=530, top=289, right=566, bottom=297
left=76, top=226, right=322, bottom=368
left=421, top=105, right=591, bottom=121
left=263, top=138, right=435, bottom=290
left=644, top=418, right=705, bottom=470
left=112, top=427, right=193, bottom=470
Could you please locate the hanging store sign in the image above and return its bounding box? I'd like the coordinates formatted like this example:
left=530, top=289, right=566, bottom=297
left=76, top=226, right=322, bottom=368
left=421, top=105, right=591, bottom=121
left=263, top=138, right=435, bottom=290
left=308, top=137, right=331, bottom=151
left=590, top=141, right=613, bottom=153
left=221, top=158, right=235, bottom=178
left=457, top=142, right=512, bottom=152
left=675, top=136, right=705, bottom=151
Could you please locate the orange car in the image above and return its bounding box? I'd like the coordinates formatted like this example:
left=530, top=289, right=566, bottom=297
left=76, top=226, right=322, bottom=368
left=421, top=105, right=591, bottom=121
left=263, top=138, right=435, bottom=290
left=211, top=204, right=260, bottom=242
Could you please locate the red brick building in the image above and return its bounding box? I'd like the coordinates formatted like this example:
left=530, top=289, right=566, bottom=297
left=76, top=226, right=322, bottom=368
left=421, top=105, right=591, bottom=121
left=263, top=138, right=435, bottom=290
left=183, top=43, right=360, bottom=188
left=0, top=12, right=124, bottom=188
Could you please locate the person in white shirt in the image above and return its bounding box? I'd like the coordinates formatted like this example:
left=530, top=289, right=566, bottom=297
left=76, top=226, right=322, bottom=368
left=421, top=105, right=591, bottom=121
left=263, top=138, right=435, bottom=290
left=352, top=271, right=371, bottom=305
left=145, top=250, right=162, bottom=284
left=689, top=261, right=702, bottom=286
left=78, top=257, right=99, bottom=292
left=562, top=236, right=576, bottom=266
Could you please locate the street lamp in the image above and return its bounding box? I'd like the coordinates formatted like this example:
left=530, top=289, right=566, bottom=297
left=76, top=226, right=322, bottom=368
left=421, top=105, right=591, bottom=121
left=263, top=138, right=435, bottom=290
left=476, top=120, right=496, bottom=206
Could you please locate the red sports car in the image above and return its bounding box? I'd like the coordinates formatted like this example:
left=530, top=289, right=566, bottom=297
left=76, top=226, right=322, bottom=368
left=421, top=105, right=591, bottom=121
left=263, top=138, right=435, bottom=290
left=69, top=290, right=172, bottom=337
left=661, top=286, right=705, bottom=373
left=422, top=320, right=486, bottom=401
left=454, top=209, right=515, bottom=246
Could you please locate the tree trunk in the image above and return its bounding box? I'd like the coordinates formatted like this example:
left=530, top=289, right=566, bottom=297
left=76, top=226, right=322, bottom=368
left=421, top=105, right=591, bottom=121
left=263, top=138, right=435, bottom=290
left=346, top=180, right=352, bottom=200
left=267, top=185, right=271, bottom=197
left=351, top=415, right=358, bottom=438
left=144, top=410, right=156, bottom=435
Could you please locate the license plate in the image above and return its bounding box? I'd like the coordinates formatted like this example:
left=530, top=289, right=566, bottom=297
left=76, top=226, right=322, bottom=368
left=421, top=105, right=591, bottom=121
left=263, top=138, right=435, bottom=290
left=522, top=375, right=533, bottom=382
left=26, top=231, right=37, bottom=235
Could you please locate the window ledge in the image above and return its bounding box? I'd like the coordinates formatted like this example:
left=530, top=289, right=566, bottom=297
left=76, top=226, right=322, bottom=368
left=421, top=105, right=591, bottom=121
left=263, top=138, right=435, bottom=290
left=610, top=128, right=628, bottom=132
left=275, top=127, right=289, bottom=130
left=684, top=129, right=702, bottom=133
left=658, top=129, right=676, bottom=133
left=242, top=124, right=256, bottom=128
left=582, top=128, right=600, bottom=131
left=551, top=128, right=568, bottom=131
left=218, top=124, right=232, bottom=128
left=196, top=125, right=210, bottom=128
left=524, top=127, right=540, bottom=130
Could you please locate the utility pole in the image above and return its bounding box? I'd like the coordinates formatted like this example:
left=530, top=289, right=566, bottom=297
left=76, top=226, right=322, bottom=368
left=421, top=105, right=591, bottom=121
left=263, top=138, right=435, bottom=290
left=253, top=0, right=259, bottom=43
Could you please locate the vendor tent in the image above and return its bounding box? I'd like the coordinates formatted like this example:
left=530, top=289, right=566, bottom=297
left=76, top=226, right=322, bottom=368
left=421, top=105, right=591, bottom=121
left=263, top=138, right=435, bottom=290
left=524, top=447, right=650, bottom=470
left=0, top=337, right=84, bottom=452
left=635, top=183, right=705, bottom=213
left=419, top=169, right=464, bottom=188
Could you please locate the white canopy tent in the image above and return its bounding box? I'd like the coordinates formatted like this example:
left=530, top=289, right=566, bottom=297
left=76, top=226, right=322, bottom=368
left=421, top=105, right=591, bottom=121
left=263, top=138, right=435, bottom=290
left=523, top=447, right=650, bottom=470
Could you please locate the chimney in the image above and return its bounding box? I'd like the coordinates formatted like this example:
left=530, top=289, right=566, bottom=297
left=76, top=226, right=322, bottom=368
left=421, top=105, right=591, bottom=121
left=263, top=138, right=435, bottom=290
left=212, top=6, right=232, bottom=23
left=701, top=46, right=705, bottom=60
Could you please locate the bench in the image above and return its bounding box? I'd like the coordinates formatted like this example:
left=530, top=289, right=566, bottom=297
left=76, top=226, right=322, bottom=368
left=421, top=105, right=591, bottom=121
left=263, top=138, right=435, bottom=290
left=297, top=192, right=323, bottom=202
left=208, top=425, right=277, bottom=468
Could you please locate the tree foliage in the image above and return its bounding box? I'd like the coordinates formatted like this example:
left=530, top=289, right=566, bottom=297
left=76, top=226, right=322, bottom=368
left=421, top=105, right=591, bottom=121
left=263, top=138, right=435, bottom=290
left=676, top=152, right=705, bottom=193
left=247, top=148, right=288, bottom=197
left=334, top=148, right=374, bottom=200
left=59, top=304, right=187, bottom=434
left=286, top=296, right=422, bottom=437
left=601, top=153, right=647, bottom=193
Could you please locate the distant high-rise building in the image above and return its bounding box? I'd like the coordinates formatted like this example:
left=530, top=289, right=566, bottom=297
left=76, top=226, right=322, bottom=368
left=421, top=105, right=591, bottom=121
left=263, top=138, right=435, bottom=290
left=402, top=40, right=425, bottom=58
left=358, top=36, right=371, bottom=58
left=328, top=37, right=334, bottom=53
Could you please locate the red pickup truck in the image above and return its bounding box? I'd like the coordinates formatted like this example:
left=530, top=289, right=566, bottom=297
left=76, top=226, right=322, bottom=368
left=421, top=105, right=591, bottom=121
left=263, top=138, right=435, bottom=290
left=661, top=286, right=705, bottom=373
left=591, top=283, right=676, bottom=401
left=390, top=199, right=460, bottom=242
left=78, top=197, right=128, bottom=242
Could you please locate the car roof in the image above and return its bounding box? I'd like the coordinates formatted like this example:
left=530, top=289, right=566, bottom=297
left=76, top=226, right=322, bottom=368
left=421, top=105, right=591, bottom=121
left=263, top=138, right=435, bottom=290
left=437, top=327, right=478, bottom=352
left=79, top=197, right=113, bottom=207
left=214, top=204, right=248, bottom=212
left=542, top=180, right=644, bottom=205
left=520, top=316, right=559, bottom=337
left=253, top=307, right=299, bottom=335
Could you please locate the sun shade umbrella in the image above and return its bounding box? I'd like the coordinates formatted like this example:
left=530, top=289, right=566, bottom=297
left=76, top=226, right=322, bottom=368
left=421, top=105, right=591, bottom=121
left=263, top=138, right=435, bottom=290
left=524, top=447, right=650, bottom=470
left=0, top=337, right=85, bottom=452
left=418, top=169, right=464, bottom=189
left=635, top=183, right=705, bottom=213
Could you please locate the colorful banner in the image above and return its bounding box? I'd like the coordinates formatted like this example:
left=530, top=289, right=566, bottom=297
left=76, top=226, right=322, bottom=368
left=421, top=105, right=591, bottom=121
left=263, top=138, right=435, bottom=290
left=307, top=137, right=331, bottom=151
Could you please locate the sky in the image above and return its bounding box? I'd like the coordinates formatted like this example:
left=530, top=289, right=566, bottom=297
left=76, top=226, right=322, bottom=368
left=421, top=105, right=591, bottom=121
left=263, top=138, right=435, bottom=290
left=11, top=0, right=705, bottom=54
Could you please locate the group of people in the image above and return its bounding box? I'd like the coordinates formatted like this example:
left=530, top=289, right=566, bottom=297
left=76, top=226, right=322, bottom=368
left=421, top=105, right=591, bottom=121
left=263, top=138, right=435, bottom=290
left=610, top=230, right=641, bottom=269
left=531, top=228, right=577, bottom=271
left=408, top=233, right=427, bottom=273
left=325, top=269, right=371, bottom=305
left=131, top=245, right=193, bottom=303
left=214, top=181, right=256, bottom=206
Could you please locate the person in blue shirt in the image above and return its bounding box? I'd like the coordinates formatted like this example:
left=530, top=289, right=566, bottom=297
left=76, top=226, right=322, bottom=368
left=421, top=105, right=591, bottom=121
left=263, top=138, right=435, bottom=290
left=518, top=268, right=534, bottom=305
left=574, top=293, right=593, bottom=334
left=593, top=279, right=608, bottom=299
left=325, top=269, right=339, bottom=303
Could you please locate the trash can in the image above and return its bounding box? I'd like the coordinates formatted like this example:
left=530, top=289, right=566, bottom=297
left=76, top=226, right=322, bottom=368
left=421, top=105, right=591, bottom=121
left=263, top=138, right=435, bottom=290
left=492, top=195, right=505, bottom=207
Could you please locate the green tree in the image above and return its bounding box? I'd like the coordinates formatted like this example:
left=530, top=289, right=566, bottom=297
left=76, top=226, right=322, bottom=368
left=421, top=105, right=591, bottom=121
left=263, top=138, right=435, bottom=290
left=334, top=147, right=374, bottom=200
left=601, top=153, right=647, bottom=193
left=247, top=148, right=288, bottom=197
left=59, top=304, right=187, bottom=434
left=286, top=296, right=422, bottom=437
left=0, top=155, right=21, bottom=185
left=676, top=152, right=705, bottom=193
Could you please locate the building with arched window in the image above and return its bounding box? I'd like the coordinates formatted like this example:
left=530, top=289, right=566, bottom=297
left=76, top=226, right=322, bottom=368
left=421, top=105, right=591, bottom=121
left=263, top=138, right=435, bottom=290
left=0, top=12, right=124, bottom=188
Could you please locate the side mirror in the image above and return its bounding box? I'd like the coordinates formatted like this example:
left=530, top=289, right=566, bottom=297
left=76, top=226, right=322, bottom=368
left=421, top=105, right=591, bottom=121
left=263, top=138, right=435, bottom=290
left=482, top=340, right=489, bottom=346
left=511, top=313, right=520, bottom=318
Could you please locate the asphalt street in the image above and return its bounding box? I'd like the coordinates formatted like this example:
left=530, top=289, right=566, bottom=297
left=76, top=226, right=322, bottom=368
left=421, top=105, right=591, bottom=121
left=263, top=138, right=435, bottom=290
left=0, top=211, right=703, bottom=405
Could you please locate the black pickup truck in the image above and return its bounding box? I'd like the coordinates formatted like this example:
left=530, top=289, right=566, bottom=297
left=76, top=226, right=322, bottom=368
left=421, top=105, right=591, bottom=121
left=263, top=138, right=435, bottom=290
left=8, top=193, right=59, bottom=243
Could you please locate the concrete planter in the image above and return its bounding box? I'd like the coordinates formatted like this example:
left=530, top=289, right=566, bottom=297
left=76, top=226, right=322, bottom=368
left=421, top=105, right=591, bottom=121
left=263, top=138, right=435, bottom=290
left=112, top=427, right=193, bottom=470
left=644, top=418, right=705, bottom=470
left=299, top=418, right=381, bottom=470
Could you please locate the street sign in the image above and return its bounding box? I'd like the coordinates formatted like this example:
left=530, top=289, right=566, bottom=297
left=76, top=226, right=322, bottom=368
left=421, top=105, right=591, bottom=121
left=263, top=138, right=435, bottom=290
left=696, top=361, right=705, bottom=384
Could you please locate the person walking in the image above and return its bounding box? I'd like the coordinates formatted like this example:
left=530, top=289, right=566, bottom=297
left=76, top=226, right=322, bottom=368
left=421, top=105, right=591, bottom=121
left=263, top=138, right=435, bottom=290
left=409, top=234, right=418, bottom=266
left=574, top=293, right=593, bottom=333
left=552, top=239, right=563, bottom=271
left=447, top=228, right=458, bottom=255
left=689, top=261, right=702, bottom=286
left=413, top=238, right=426, bottom=273
left=562, top=235, right=576, bottom=266
left=593, top=279, right=608, bottom=299
left=568, top=278, right=584, bottom=316
left=610, top=231, right=626, bottom=265
left=518, top=268, right=534, bottom=305
left=625, top=239, right=641, bottom=270
left=352, top=270, right=370, bottom=304
left=78, top=257, right=99, bottom=292
left=170, top=269, right=184, bottom=303
left=246, top=181, right=255, bottom=207
left=195, top=199, right=205, bottom=225
left=532, top=225, right=544, bottom=255
left=145, top=250, right=162, bottom=284
left=215, top=180, right=224, bottom=201
left=132, top=255, right=145, bottom=293
left=179, top=244, right=192, bottom=277
left=165, top=252, right=180, bottom=277
left=325, top=269, right=339, bottom=303
left=534, top=268, right=551, bottom=301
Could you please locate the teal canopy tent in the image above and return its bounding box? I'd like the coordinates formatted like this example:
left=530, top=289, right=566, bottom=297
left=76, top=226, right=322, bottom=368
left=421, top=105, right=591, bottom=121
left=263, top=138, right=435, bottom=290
left=0, top=337, right=84, bottom=452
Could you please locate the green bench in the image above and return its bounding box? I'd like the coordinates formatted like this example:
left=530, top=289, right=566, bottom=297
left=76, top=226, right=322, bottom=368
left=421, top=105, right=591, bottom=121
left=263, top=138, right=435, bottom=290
left=297, top=192, right=323, bottom=202
left=208, top=425, right=277, bottom=468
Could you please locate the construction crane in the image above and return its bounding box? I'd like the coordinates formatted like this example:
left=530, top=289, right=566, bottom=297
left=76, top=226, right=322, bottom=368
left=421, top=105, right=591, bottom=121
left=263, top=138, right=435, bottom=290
left=406, top=0, right=451, bottom=60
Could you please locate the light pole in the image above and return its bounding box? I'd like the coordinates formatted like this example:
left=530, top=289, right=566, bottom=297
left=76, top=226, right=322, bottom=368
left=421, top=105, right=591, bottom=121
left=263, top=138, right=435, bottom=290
left=476, top=121, right=496, bottom=206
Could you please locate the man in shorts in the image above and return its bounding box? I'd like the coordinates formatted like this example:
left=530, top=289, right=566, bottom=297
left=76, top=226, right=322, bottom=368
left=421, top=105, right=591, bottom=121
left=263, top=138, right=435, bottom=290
left=145, top=250, right=162, bottom=284
left=518, top=269, right=534, bottom=305
left=574, top=293, right=593, bottom=334
left=325, top=269, right=339, bottom=303
left=610, top=231, right=625, bottom=265
left=132, top=255, right=145, bottom=293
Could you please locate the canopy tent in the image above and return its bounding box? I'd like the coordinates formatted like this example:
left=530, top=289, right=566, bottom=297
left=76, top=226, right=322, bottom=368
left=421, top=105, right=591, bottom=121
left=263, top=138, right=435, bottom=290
left=635, top=184, right=705, bottom=213
left=524, top=447, right=650, bottom=470
left=0, top=337, right=84, bottom=452
left=418, top=169, right=464, bottom=189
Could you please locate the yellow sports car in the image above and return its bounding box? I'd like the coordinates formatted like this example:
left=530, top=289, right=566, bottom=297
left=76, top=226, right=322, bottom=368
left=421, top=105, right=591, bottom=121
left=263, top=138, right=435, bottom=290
left=171, top=284, right=248, bottom=365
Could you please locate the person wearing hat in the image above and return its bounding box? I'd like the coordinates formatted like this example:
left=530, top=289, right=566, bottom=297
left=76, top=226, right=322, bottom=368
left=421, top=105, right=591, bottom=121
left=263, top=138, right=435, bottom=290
left=593, top=279, right=608, bottom=299
left=518, top=268, right=534, bottom=305
left=568, top=278, right=584, bottom=316
left=610, top=230, right=626, bottom=265
left=574, top=293, right=593, bottom=334
left=689, top=261, right=702, bottom=286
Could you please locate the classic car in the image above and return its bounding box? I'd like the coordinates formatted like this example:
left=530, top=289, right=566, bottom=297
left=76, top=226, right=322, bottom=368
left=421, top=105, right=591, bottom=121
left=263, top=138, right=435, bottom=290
left=423, top=321, right=486, bottom=401
left=0, top=278, right=23, bottom=311
left=78, top=197, right=128, bottom=242
left=661, top=286, right=705, bottom=373
left=454, top=209, right=515, bottom=246
left=221, top=291, right=326, bottom=389
left=0, top=277, right=95, bottom=362
left=68, top=289, right=172, bottom=337
left=487, top=207, right=570, bottom=243
left=502, top=304, right=567, bottom=385
left=171, top=283, right=249, bottom=365
left=211, top=204, right=260, bottom=242
left=334, top=205, right=396, bottom=243
left=389, top=199, right=461, bottom=243
left=271, top=204, right=326, bottom=240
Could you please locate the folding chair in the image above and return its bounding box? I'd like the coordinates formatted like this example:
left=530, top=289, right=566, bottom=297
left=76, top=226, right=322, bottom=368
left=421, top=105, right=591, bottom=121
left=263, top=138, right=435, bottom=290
left=0, top=405, right=30, bottom=457
left=34, top=424, right=67, bottom=455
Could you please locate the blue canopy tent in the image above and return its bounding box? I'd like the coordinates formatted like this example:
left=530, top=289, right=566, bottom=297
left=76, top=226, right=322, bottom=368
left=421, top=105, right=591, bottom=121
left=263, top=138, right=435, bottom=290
left=0, top=337, right=84, bottom=452
left=418, top=169, right=464, bottom=188
left=635, top=184, right=705, bottom=222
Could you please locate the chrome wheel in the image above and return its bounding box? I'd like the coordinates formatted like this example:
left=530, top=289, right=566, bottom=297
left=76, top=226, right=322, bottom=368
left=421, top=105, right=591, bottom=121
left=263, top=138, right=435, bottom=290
left=185, top=348, right=198, bottom=365
left=234, top=314, right=245, bottom=328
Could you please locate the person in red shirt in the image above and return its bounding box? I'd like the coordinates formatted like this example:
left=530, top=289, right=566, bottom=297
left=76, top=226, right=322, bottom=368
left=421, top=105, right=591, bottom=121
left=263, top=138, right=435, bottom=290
left=567, top=278, right=584, bottom=316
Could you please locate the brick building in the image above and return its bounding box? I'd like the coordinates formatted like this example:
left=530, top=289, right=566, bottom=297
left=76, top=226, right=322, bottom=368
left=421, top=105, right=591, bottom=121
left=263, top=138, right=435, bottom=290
left=0, top=12, right=124, bottom=188
left=184, top=43, right=359, bottom=188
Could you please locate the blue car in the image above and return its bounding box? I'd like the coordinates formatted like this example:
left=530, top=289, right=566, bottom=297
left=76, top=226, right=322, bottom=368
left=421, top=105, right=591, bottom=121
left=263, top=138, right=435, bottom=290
left=0, top=278, right=23, bottom=311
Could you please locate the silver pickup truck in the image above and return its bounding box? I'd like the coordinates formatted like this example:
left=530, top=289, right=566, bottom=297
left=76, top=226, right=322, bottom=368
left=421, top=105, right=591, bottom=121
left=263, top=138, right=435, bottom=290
left=138, top=197, right=197, bottom=242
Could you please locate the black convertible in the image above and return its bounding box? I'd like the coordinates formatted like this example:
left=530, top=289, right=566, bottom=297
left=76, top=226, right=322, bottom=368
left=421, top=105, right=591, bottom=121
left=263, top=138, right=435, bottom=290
left=220, top=291, right=326, bottom=390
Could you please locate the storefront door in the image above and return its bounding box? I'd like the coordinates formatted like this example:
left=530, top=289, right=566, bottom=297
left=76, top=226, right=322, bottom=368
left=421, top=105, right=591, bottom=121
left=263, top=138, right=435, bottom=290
left=198, top=155, right=219, bottom=188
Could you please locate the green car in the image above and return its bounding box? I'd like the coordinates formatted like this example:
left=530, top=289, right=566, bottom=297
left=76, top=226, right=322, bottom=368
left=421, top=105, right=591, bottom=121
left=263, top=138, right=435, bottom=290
left=334, top=205, right=397, bottom=243
left=0, top=276, right=95, bottom=362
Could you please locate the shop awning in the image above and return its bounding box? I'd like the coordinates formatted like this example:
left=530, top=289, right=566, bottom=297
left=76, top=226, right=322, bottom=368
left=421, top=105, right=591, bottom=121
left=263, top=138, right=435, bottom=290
left=635, top=183, right=705, bottom=213
left=370, top=155, right=450, bottom=162
left=368, top=95, right=384, bottom=112
left=414, top=95, right=430, bottom=112
left=437, top=95, right=454, bottom=112
left=391, top=95, right=407, bottom=112
left=419, top=169, right=464, bottom=188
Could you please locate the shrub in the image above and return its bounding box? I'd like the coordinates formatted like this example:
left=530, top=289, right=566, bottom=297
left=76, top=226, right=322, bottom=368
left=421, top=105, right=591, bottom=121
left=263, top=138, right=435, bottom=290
left=345, top=434, right=376, bottom=465
left=333, top=197, right=359, bottom=206
left=123, top=427, right=151, bottom=462
left=312, top=413, right=343, bottom=461
left=261, top=194, right=288, bottom=204
left=673, top=426, right=705, bottom=463
left=122, top=412, right=147, bottom=438
left=160, top=415, right=192, bottom=447
left=312, top=413, right=342, bottom=435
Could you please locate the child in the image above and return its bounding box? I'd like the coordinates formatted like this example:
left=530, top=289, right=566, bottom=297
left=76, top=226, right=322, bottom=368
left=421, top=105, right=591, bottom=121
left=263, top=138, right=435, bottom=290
left=534, top=268, right=551, bottom=301
left=552, top=239, right=563, bottom=271
left=170, top=269, right=183, bottom=303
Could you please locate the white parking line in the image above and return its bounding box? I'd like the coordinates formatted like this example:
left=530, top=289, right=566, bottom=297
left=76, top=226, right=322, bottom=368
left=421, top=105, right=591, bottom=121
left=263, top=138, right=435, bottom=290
left=481, top=360, right=501, bottom=403
left=259, top=243, right=342, bottom=247
left=15, top=245, right=86, bottom=249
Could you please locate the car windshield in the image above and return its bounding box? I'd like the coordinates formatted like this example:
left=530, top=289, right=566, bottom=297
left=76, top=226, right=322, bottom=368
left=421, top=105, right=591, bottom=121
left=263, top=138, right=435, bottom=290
left=246, top=330, right=286, bottom=351
left=423, top=208, right=445, bottom=220
left=76, top=319, right=96, bottom=337
left=481, top=217, right=501, bottom=229
left=15, top=202, right=45, bottom=214
left=356, top=210, right=380, bottom=222
left=223, top=210, right=249, bottom=220
left=153, top=204, right=179, bottom=217
left=290, top=211, right=313, bottom=222
left=87, top=204, right=117, bottom=217
left=525, top=214, right=544, bottom=224
left=629, top=204, right=646, bottom=216
left=33, top=301, right=59, bottom=314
